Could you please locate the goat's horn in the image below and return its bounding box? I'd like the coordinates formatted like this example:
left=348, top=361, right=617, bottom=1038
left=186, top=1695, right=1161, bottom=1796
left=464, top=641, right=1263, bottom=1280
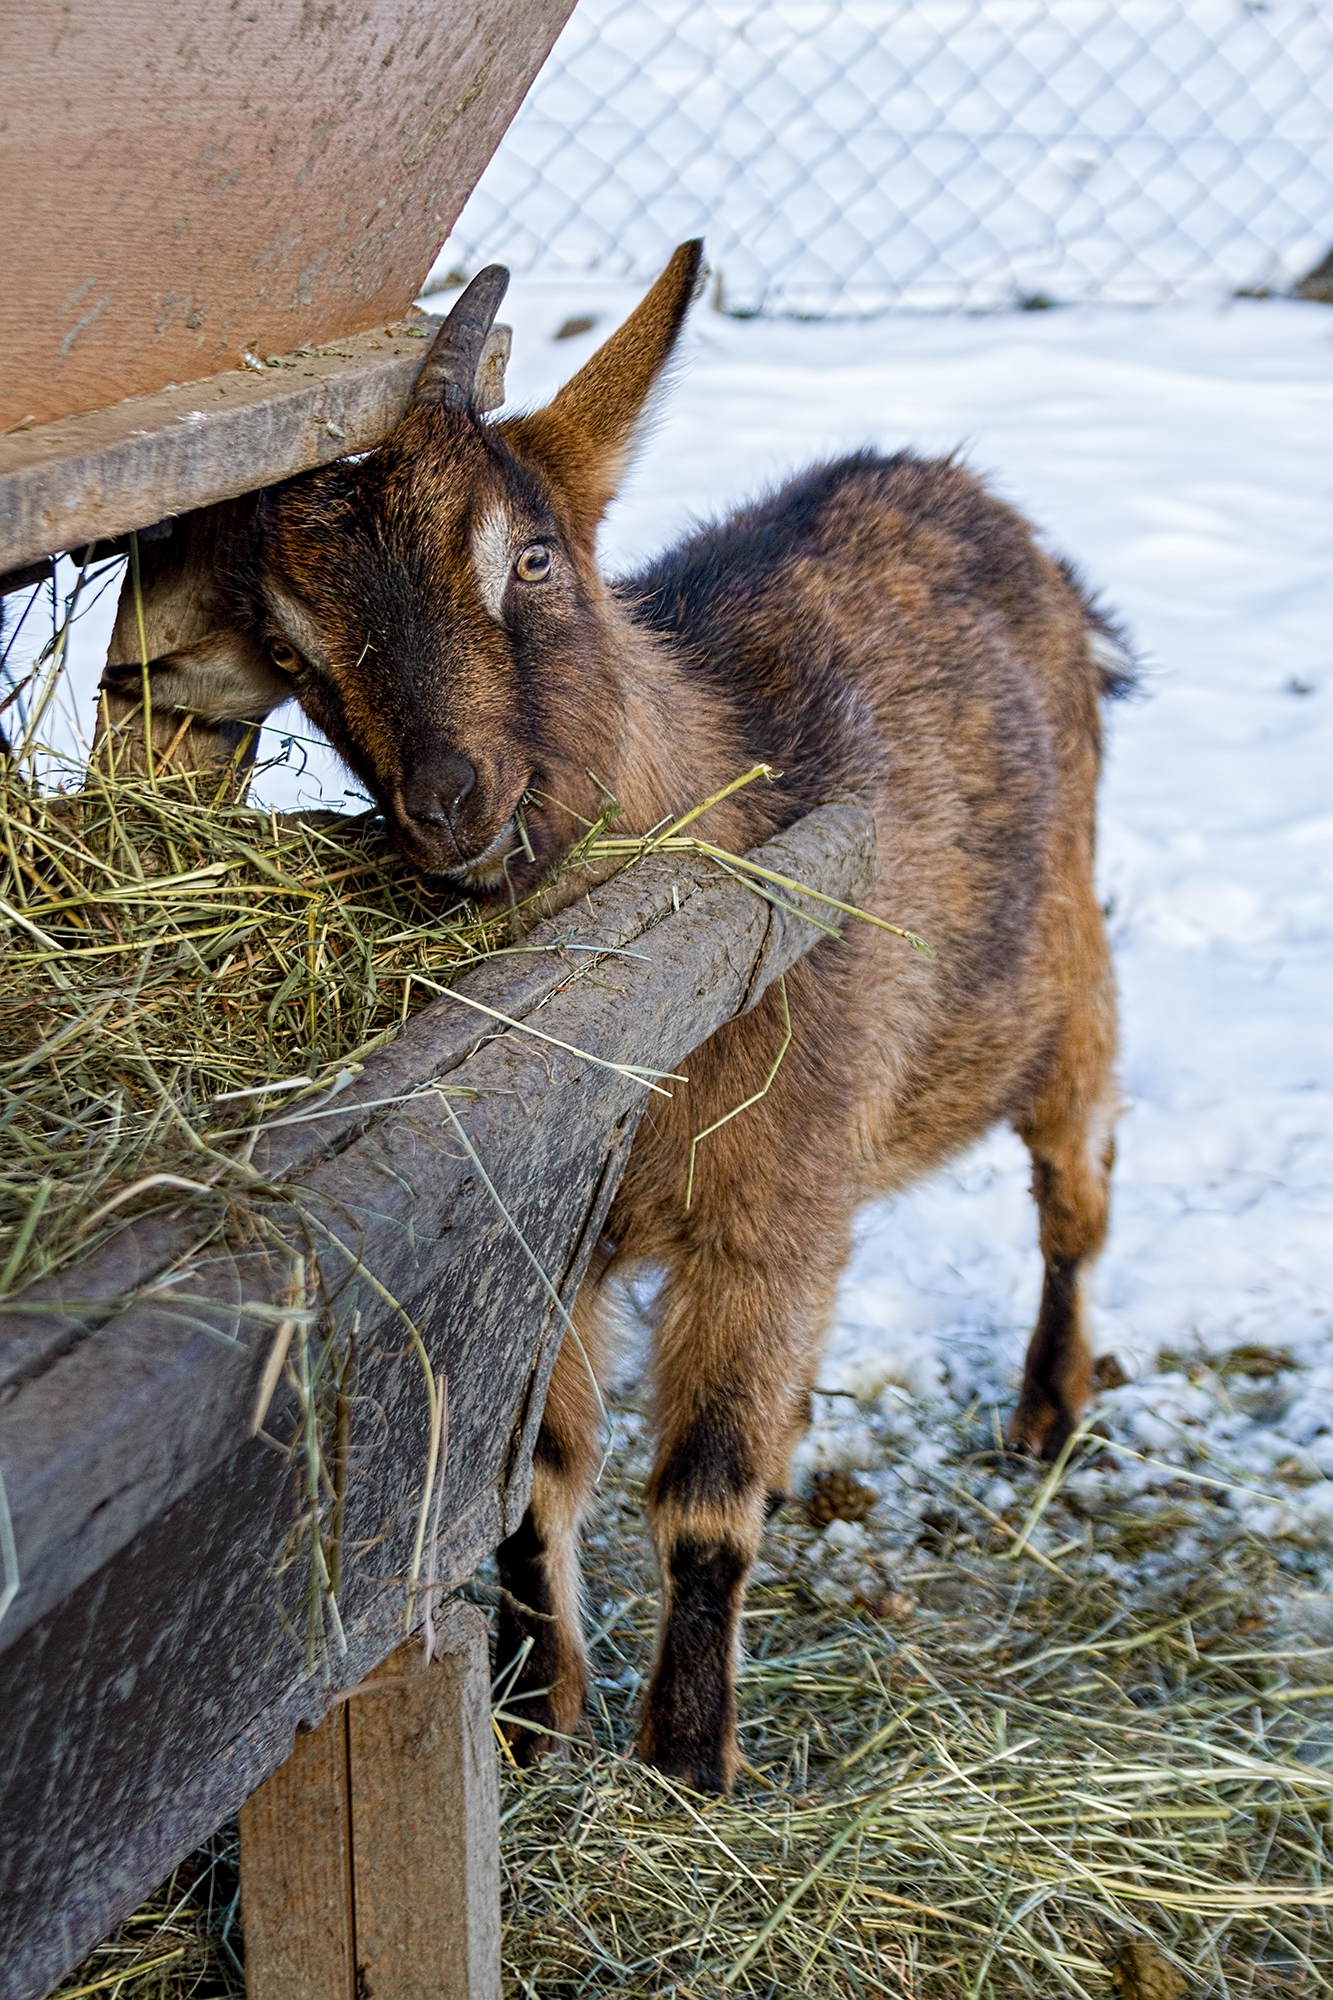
left=411, top=264, right=511, bottom=412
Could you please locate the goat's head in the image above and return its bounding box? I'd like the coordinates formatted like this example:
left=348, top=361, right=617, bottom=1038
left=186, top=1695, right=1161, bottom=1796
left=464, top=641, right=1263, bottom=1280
left=249, top=241, right=704, bottom=887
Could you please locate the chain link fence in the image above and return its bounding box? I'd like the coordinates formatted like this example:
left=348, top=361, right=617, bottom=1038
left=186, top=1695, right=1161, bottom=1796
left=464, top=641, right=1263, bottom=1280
left=439, top=0, right=1333, bottom=312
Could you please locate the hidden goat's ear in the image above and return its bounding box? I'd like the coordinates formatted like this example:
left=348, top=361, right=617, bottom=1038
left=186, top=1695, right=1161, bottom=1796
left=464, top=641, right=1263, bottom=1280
left=411, top=264, right=511, bottom=413
left=503, top=240, right=705, bottom=542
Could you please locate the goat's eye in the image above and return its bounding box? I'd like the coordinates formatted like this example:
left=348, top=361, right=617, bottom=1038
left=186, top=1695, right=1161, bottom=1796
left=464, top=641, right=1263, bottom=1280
left=514, top=543, right=552, bottom=584
left=268, top=639, right=302, bottom=673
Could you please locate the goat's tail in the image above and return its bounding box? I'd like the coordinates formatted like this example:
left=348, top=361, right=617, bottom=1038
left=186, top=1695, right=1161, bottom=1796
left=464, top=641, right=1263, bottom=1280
left=1056, top=554, right=1140, bottom=701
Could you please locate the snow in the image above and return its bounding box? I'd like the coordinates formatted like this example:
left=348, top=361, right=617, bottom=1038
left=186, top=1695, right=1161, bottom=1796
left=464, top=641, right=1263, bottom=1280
left=8, top=283, right=1331, bottom=1566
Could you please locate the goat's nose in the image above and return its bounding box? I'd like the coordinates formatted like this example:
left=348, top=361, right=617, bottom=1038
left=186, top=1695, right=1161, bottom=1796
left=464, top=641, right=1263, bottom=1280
left=401, top=757, right=476, bottom=829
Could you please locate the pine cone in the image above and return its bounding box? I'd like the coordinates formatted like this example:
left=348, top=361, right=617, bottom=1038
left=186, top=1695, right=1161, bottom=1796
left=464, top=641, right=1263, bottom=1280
left=806, top=1469, right=878, bottom=1527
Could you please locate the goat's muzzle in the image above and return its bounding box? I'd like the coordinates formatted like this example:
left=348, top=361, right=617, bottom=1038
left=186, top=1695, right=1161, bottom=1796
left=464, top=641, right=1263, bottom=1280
left=390, top=756, right=526, bottom=887
left=399, top=756, right=476, bottom=838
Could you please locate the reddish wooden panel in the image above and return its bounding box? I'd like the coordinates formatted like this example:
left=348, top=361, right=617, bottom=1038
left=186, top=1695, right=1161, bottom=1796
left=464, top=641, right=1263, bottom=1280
left=0, top=0, right=572, bottom=432
left=239, top=1705, right=356, bottom=2000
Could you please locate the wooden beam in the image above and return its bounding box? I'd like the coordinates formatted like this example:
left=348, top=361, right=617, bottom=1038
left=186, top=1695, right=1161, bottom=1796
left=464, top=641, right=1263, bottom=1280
left=348, top=1609, right=501, bottom=2000
left=0, top=319, right=510, bottom=574
left=240, top=1606, right=500, bottom=2000
left=0, top=804, right=877, bottom=2000
left=238, top=1697, right=357, bottom=1998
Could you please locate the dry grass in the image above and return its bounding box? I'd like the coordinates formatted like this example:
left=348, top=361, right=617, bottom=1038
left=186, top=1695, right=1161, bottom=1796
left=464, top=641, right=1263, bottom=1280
left=493, top=1393, right=1333, bottom=2000
left=0, top=743, right=881, bottom=1307
left=51, top=1383, right=1333, bottom=2000
left=0, top=754, right=524, bottom=1303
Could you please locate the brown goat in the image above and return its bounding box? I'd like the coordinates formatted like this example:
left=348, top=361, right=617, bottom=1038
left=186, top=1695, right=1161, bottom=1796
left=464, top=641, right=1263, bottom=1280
left=114, top=246, right=1131, bottom=1792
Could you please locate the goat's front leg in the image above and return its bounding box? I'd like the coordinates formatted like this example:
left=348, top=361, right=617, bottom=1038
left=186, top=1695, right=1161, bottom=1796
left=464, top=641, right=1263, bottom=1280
left=638, top=1241, right=845, bottom=1793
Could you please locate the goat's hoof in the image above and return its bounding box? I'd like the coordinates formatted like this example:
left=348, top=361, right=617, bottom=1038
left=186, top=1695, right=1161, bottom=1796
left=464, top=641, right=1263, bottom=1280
left=637, top=1724, right=736, bottom=1797
left=1005, top=1399, right=1074, bottom=1462
left=504, top=1719, right=559, bottom=1769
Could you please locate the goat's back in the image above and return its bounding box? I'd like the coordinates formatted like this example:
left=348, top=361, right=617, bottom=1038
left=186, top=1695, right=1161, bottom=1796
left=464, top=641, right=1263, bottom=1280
left=624, top=451, right=1121, bottom=1193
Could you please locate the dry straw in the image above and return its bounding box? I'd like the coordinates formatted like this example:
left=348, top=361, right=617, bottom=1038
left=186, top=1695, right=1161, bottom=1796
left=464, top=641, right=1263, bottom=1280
left=0, top=741, right=885, bottom=1307
left=488, top=1394, right=1333, bottom=2000
left=0, top=753, right=515, bottom=1303
left=49, top=1384, right=1333, bottom=1999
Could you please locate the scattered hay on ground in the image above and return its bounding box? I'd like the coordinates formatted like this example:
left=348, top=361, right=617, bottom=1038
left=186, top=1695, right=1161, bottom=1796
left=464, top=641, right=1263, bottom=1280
left=55, top=1382, right=1333, bottom=1999
left=491, top=1386, right=1333, bottom=1999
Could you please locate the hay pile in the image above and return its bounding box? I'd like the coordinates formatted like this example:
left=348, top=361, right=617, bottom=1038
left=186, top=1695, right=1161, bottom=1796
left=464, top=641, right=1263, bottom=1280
left=0, top=758, right=513, bottom=1302
left=52, top=1376, right=1333, bottom=2000
left=0, top=742, right=886, bottom=1304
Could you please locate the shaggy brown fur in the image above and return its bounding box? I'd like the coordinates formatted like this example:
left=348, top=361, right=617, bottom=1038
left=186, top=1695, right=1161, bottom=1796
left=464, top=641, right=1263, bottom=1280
left=123, top=244, right=1132, bottom=1792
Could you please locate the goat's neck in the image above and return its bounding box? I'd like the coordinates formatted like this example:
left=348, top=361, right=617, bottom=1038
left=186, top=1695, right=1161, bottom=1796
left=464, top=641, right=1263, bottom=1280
left=596, top=598, right=760, bottom=854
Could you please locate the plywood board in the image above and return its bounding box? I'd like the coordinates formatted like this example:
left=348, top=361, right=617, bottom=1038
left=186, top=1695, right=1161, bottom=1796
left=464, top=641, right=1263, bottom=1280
left=1, top=0, right=574, bottom=431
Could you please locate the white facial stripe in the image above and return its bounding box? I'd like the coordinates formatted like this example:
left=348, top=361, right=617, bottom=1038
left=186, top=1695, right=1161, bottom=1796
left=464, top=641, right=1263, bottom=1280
left=263, top=583, right=327, bottom=669
left=470, top=506, right=514, bottom=625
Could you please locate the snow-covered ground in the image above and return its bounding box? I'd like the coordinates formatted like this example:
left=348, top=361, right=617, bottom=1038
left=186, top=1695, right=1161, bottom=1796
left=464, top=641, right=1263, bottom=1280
left=8, top=284, right=1331, bottom=1567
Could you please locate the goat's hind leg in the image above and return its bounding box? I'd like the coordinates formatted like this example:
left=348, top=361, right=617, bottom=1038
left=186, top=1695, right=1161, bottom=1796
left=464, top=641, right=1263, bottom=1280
left=494, top=1304, right=609, bottom=1763
left=1009, top=949, right=1118, bottom=1461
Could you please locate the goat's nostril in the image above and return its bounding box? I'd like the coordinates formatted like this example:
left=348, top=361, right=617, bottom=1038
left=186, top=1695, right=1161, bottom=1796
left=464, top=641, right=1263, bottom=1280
left=401, top=757, right=476, bottom=831
left=449, top=760, right=476, bottom=815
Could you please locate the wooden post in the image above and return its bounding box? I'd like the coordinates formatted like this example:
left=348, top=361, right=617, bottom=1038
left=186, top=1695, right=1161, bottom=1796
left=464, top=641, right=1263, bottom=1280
left=239, top=1602, right=501, bottom=2000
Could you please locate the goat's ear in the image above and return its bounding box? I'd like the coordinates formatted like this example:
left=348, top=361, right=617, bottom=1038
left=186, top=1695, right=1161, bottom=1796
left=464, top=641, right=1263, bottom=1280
left=505, top=240, right=705, bottom=540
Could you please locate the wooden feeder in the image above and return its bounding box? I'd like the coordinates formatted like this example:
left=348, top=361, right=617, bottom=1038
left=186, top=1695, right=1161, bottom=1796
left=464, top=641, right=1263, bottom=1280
left=0, top=10, right=876, bottom=1998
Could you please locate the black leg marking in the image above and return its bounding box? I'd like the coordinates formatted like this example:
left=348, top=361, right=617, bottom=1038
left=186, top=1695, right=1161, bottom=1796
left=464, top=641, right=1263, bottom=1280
left=648, top=1394, right=754, bottom=1511
left=495, top=1506, right=560, bottom=1765
left=1011, top=1253, right=1084, bottom=1461
left=642, top=1536, right=747, bottom=1793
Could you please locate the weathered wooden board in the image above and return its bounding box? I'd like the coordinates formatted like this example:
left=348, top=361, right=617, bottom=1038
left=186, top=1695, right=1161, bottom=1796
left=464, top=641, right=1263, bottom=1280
left=239, top=1609, right=501, bottom=2000
left=0, top=316, right=509, bottom=574
left=0, top=0, right=573, bottom=433
left=0, top=801, right=877, bottom=2000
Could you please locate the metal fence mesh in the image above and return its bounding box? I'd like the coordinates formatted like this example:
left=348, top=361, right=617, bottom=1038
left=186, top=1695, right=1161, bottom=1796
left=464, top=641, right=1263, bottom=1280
left=441, top=0, right=1333, bottom=312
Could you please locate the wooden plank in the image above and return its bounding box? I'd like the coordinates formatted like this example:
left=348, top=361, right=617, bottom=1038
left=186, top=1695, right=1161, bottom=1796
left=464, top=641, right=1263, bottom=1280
left=0, top=318, right=510, bottom=573
left=238, top=1702, right=357, bottom=2000
left=239, top=1610, right=500, bottom=2000
left=347, top=1612, right=501, bottom=2000
left=1, top=0, right=574, bottom=432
